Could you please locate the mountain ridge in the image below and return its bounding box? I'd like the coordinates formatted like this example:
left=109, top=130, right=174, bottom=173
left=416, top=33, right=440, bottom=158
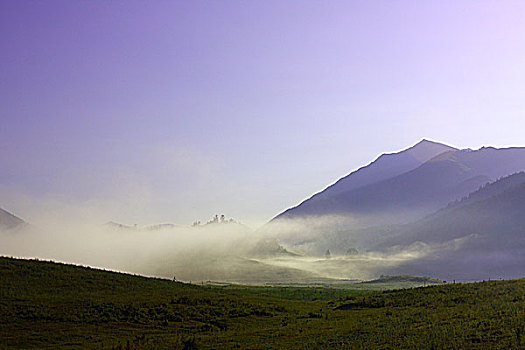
left=274, top=139, right=457, bottom=221
left=274, top=144, right=525, bottom=223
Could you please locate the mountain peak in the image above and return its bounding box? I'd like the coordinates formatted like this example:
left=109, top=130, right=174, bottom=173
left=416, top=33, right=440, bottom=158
left=406, top=139, right=457, bottom=162
left=272, top=139, right=459, bottom=221
left=410, top=138, right=454, bottom=149
left=416, top=138, right=436, bottom=144
left=415, top=138, right=432, bottom=145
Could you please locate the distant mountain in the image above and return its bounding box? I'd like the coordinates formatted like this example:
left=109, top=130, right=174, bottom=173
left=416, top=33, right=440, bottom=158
left=104, top=221, right=136, bottom=230
left=267, top=142, right=525, bottom=256
left=275, top=145, right=525, bottom=225
left=0, top=208, right=25, bottom=231
left=375, top=173, right=525, bottom=279
left=104, top=222, right=183, bottom=231
left=275, top=139, right=456, bottom=220
left=144, top=223, right=184, bottom=231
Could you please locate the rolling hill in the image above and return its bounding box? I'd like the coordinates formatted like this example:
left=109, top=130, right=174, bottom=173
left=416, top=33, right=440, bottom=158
left=1, top=256, right=523, bottom=349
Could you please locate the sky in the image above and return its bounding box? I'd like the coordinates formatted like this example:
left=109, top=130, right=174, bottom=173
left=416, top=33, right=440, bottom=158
left=1, top=1, right=525, bottom=228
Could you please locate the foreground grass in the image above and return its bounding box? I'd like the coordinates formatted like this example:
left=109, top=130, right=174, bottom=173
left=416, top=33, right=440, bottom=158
left=0, top=257, right=524, bottom=349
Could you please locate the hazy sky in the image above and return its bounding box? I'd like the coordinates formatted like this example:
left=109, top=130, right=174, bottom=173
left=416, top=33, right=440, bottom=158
left=1, top=1, right=525, bottom=227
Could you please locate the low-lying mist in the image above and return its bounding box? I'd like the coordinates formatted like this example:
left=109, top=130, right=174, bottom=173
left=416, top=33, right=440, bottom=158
left=0, top=219, right=252, bottom=277
left=262, top=208, right=440, bottom=256
left=0, top=210, right=486, bottom=283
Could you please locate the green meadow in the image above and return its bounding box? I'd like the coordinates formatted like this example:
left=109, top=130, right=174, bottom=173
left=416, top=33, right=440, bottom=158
left=1, top=256, right=523, bottom=349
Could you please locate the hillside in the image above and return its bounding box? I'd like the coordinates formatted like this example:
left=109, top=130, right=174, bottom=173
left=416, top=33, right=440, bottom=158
left=378, top=174, right=525, bottom=249
left=0, top=257, right=524, bottom=349
left=446, top=171, right=525, bottom=209
left=375, top=174, right=525, bottom=280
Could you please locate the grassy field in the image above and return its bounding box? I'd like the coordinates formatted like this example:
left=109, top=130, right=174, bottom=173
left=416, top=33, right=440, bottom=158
left=203, top=275, right=444, bottom=301
left=1, top=256, right=524, bottom=349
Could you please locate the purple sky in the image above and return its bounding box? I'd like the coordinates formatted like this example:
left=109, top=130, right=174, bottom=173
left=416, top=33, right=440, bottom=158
left=1, top=1, right=525, bottom=227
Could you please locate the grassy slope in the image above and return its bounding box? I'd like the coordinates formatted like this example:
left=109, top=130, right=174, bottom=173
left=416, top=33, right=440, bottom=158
left=1, top=257, right=524, bottom=349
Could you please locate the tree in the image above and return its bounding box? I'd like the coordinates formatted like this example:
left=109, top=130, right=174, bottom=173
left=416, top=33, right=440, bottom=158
left=345, top=247, right=359, bottom=256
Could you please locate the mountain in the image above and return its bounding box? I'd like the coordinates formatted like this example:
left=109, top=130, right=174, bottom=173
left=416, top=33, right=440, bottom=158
left=267, top=142, right=525, bottom=256
left=446, top=171, right=525, bottom=209
left=104, top=221, right=136, bottom=230
left=275, top=145, right=525, bottom=224
left=376, top=172, right=525, bottom=249
left=103, top=222, right=184, bottom=231
left=0, top=208, right=25, bottom=231
left=275, top=139, right=456, bottom=220
left=375, top=173, right=525, bottom=279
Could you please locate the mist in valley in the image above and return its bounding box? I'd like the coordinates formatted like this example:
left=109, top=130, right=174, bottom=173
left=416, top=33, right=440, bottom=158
left=1, top=203, right=495, bottom=283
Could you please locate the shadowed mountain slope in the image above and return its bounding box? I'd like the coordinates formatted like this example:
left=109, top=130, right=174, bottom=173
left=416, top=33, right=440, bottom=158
left=375, top=173, right=525, bottom=279
left=377, top=172, right=525, bottom=249
left=445, top=171, right=525, bottom=209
